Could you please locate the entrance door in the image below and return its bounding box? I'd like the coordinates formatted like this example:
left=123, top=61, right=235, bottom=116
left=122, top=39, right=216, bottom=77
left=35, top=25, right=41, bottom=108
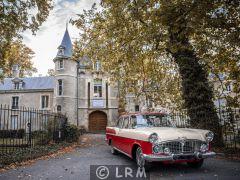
left=89, top=111, right=107, bottom=133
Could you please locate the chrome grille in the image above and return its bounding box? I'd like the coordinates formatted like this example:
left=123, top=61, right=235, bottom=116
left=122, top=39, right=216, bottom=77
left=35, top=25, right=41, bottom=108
left=161, top=140, right=203, bottom=154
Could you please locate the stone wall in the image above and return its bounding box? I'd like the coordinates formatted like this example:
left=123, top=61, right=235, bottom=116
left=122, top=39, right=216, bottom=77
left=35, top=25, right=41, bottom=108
left=0, top=90, right=54, bottom=110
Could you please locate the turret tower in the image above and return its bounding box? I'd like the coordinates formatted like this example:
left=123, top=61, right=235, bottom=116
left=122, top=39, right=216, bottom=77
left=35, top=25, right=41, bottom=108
left=53, top=27, right=77, bottom=124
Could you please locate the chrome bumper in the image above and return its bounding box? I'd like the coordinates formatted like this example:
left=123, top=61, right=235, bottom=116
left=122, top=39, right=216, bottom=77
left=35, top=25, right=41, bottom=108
left=143, top=151, right=216, bottom=162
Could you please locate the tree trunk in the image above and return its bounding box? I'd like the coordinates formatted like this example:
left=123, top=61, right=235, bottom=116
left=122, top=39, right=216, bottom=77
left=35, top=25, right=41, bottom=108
left=168, top=30, right=223, bottom=146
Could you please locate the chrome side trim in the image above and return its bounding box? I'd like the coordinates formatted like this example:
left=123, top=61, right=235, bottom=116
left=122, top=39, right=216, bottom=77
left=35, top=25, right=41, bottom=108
left=113, top=147, right=132, bottom=158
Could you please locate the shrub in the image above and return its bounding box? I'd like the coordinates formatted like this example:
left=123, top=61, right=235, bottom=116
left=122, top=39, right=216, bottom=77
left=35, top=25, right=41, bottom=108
left=79, top=125, right=87, bottom=135
left=0, top=129, right=25, bottom=138
left=42, top=116, right=63, bottom=143
left=32, top=130, right=52, bottom=145
left=62, top=123, right=80, bottom=143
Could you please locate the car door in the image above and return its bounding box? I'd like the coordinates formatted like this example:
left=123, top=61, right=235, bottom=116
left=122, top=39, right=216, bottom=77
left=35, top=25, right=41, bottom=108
left=112, top=117, right=123, bottom=150
left=122, top=115, right=138, bottom=155
left=117, top=116, right=130, bottom=153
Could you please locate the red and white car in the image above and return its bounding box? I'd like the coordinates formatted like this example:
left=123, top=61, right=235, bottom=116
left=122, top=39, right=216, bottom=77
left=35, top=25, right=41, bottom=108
left=106, top=112, right=216, bottom=169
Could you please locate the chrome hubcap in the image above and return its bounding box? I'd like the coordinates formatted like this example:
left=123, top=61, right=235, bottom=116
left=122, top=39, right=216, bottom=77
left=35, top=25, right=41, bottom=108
left=136, top=148, right=145, bottom=167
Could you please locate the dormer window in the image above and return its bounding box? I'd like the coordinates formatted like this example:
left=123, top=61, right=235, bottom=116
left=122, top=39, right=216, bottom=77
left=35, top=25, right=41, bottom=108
left=79, top=56, right=92, bottom=70
left=58, top=46, right=65, bottom=56
left=12, top=80, right=23, bottom=90
left=14, top=82, right=20, bottom=90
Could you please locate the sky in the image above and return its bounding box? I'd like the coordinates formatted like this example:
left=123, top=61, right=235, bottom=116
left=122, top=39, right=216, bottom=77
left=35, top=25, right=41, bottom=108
left=22, top=0, right=99, bottom=76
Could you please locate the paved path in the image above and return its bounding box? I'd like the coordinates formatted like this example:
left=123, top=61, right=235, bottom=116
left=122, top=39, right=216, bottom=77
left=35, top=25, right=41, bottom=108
left=0, top=134, right=240, bottom=180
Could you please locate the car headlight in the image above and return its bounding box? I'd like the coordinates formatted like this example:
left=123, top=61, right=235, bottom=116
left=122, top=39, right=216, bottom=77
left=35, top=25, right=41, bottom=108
left=152, top=144, right=163, bottom=154
left=200, top=143, right=209, bottom=153
left=149, top=133, right=158, bottom=144
left=205, top=131, right=214, bottom=142
left=163, top=147, right=170, bottom=154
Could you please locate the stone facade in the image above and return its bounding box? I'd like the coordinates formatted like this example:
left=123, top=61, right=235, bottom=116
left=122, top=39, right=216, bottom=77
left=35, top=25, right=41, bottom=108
left=76, top=62, right=119, bottom=128
left=0, top=90, right=54, bottom=110
left=0, top=75, right=54, bottom=111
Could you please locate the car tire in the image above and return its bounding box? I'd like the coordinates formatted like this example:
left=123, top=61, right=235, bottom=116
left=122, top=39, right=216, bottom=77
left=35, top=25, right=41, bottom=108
left=135, top=147, right=151, bottom=171
left=187, top=159, right=204, bottom=168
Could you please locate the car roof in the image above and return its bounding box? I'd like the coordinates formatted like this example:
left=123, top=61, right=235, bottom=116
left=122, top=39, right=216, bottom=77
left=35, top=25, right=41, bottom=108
left=119, top=112, right=167, bottom=118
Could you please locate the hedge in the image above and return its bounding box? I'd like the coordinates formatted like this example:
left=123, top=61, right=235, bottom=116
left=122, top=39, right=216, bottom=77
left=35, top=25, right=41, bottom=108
left=0, top=129, right=25, bottom=138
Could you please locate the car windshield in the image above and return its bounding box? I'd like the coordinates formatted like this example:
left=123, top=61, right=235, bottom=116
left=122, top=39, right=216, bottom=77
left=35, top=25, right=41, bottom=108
left=135, top=114, right=173, bottom=128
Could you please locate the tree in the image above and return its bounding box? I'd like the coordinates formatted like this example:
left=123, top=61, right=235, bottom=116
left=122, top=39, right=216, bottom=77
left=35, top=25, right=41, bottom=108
left=0, top=0, right=53, bottom=75
left=73, top=1, right=240, bottom=146
left=73, top=37, right=183, bottom=110
left=2, top=40, right=37, bottom=77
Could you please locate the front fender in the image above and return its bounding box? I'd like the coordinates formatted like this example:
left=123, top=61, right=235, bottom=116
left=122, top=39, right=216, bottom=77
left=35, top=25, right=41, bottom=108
left=131, top=140, right=152, bottom=158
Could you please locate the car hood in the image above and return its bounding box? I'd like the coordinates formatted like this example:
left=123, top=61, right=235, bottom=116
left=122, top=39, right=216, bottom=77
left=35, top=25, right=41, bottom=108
left=134, top=127, right=209, bottom=142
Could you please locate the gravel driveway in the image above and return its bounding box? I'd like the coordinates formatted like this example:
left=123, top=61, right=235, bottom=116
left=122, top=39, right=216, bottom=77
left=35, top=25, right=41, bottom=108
left=0, top=134, right=239, bottom=180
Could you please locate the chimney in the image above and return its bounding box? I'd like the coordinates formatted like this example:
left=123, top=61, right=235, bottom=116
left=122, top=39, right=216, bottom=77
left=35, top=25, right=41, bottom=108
left=12, top=64, right=20, bottom=78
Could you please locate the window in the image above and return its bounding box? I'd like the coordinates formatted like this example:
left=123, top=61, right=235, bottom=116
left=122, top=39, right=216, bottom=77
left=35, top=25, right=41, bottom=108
left=58, top=79, right=63, bottom=95
left=58, top=47, right=64, bottom=55
left=94, top=86, right=102, bottom=97
left=41, top=95, right=49, bottom=109
left=95, top=61, right=101, bottom=71
left=57, top=105, right=61, bottom=112
left=122, top=117, right=129, bottom=129
left=117, top=117, right=123, bottom=128
left=129, top=115, right=137, bottom=129
left=12, top=96, right=19, bottom=109
left=135, top=105, right=140, bottom=112
left=106, top=83, right=108, bottom=107
left=226, top=84, right=232, bottom=92
left=11, top=115, right=18, bottom=129
left=59, top=59, right=64, bottom=69
left=93, top=79, right=102, bottom=97
left=88, top=82, right=90, bottom=107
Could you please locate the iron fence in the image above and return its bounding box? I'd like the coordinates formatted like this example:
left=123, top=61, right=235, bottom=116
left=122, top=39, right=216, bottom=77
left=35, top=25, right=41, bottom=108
left=168, top=108, right=240, bottom=155
left=0, top=104, right=67, bottom=154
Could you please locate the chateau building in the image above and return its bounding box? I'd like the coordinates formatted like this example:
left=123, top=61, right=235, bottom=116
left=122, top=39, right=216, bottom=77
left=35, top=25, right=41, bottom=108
left=0, top=28, right=119, bottom=132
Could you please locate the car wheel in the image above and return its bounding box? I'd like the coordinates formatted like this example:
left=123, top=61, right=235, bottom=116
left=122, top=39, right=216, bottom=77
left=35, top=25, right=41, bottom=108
left=135, top=147, right=151, bottom=171
left=111, top=145, right=118, bottom=155
left=187, top=159, right=204, bottom=168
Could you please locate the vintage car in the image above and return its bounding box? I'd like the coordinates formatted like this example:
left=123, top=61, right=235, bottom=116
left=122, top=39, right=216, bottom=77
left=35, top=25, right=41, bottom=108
left=106, top=112, right=216, bottom=169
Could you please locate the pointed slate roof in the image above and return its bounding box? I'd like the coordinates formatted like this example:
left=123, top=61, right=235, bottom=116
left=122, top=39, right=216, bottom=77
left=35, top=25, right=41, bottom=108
left=56, top=28, right=73, bottom=58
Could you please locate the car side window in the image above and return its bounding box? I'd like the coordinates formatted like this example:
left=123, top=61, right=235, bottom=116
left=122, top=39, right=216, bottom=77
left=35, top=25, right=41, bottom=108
left=122, top=116, right=129, bottom=129
left=129, top=115, right=137, bottom=129
left=117, top=117, right=123, bottom=128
